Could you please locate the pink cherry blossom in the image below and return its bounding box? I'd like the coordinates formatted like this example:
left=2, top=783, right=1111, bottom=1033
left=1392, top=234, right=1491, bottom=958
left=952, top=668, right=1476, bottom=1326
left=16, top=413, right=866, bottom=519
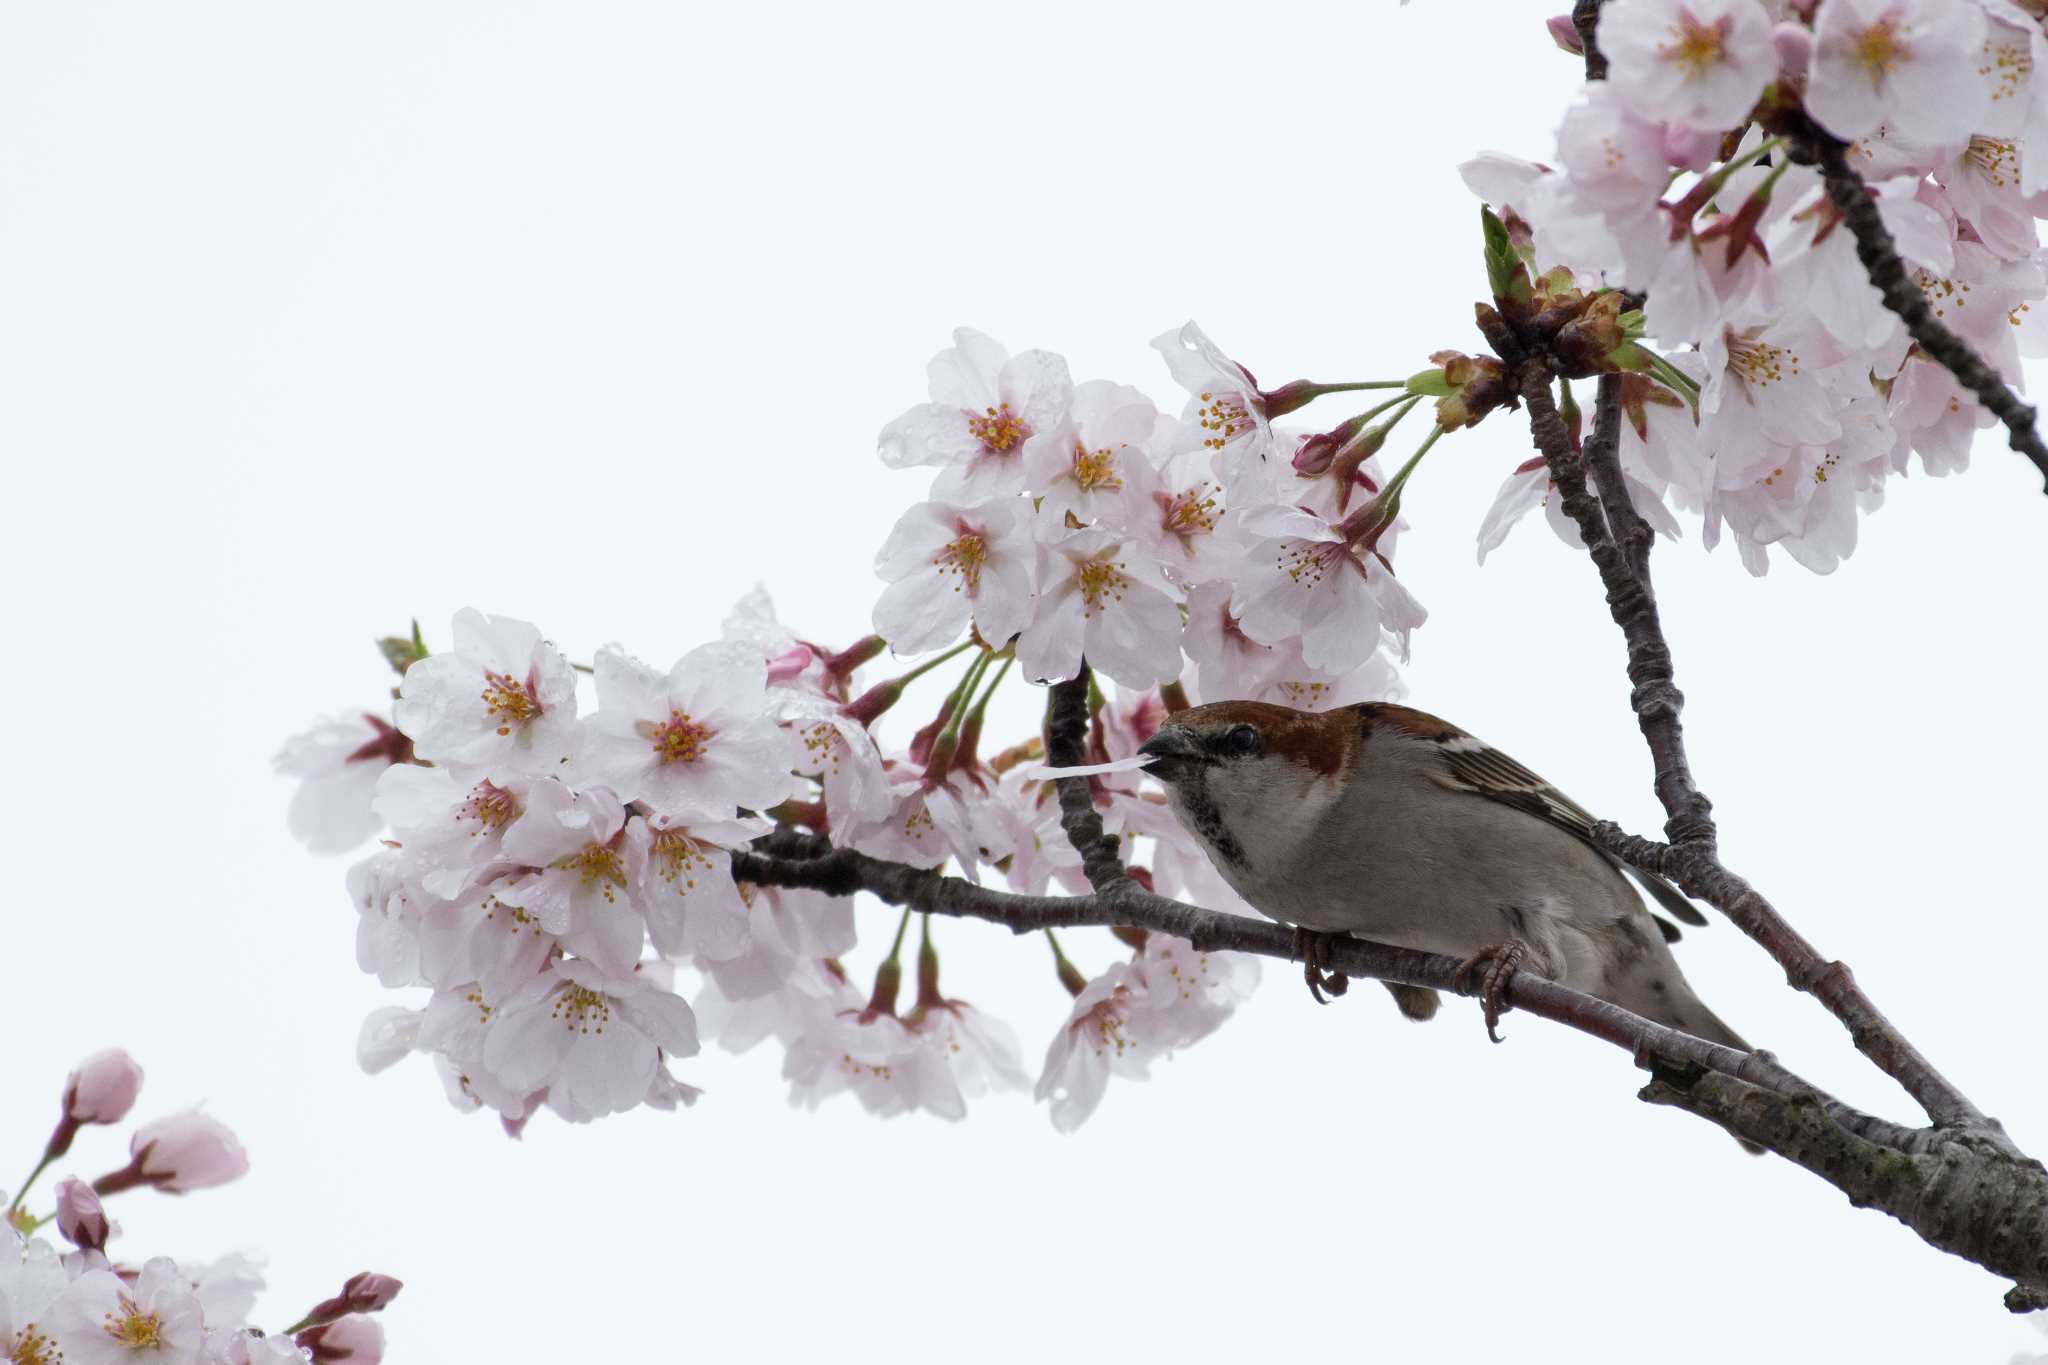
left=394, top=609, right=578, bottom=777
left=878, top=328, right=1072, bottom=502
left=1231, top=504, right=1426, bottom=674
left=273, top=713, right=413, bottom=854
left=1026, top=380, right=1164, bottom=535
left=1151, top=321, right=1276, bottom=482
left=1599, top=0, right=1776, bottom=130
left=51, top=1259, right=206, bottom=1365
left=872, top=496, right=1037, bottom=654
left=1806, top=0, right=1990, bottom=146
left=577, top=641, right=799, bottom=822
left=1015, top=531, right=1184, bottom=689
left=481, top=960, right=701, bottom=1124
left=624, top=813, right=771, bottom=963
left=371, top=764, right=529, bottom=902
left=494, top=781, right=646, bottom=974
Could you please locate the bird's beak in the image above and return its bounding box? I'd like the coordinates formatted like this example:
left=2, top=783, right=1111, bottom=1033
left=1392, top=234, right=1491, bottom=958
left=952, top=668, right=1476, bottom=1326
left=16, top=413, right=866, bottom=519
left=1137, top=725, right=1203, bottom=778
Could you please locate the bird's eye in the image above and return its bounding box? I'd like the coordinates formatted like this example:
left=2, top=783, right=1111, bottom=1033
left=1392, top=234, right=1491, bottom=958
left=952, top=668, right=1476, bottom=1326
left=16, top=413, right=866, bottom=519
left=1221, top=724, right=1260, bottom=756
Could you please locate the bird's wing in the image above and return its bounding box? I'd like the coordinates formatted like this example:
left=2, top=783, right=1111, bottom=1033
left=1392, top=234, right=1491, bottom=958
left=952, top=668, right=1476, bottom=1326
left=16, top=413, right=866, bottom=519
left=1358, top=704, right=1708, bottom=931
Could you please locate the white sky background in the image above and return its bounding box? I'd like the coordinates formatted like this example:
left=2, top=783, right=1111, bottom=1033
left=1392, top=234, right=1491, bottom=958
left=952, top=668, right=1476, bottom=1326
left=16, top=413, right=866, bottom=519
left=4, top=2, right=2047, bottom=1360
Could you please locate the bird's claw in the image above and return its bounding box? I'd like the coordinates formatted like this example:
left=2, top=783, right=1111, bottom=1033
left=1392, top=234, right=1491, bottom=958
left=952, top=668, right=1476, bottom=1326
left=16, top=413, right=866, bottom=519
left=1294, top=927, right=1349, bottom=1005
left=1453, top=938, right=1530, bottom=1043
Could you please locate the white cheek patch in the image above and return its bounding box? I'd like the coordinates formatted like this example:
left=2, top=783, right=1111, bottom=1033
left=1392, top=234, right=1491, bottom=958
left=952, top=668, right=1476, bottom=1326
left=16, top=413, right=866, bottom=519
left=1019, top=755, right=1158, bottom=780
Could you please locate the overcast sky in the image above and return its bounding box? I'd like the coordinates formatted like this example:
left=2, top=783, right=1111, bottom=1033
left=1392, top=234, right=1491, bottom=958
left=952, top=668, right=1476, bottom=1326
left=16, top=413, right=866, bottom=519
left=6, top=3, right=2048, bottom=1361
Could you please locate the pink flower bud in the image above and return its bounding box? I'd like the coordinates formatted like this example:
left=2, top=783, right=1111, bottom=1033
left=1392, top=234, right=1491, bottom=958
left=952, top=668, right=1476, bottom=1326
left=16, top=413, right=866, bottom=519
left=1661, top=124, right=1720, bottom=173
left=129, top=1109, right=249, bottom=1193
left=1772, top=21, right=1811, bottom=79
left=66, top=1050, right=143, bottom=1124
left=299, top=1315, right=386, bottom=1365
left=1545, top=14, right=1584, bottom=54
left=54, top=1177, right=110, bottom=1250
left=764, top=644, right=814, bottom=684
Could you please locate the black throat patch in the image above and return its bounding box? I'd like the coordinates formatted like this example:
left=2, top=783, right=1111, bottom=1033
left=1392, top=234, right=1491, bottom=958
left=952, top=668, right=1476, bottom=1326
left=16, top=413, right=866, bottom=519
left=1175, top=778, right=1245, bottom=868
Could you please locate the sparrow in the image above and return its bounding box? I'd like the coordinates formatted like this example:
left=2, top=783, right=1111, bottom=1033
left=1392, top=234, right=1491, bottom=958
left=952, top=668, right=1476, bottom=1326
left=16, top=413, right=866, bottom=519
left=1136, top=699, right=1747, bottom=1050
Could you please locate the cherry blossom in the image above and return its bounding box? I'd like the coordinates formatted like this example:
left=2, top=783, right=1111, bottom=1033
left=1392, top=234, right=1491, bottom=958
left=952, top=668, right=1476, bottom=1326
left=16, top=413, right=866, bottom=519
left=1015, top=530, right=1184, bottom=689
left=878, top=328, right=1072, bottom=504
left=1231, top=504, right=1426, bottom=674
left=576, top=641, right=798, bottom=821
left=1026, top=380, right=1164, bottom=534
left=493, top=780, right=646, bottom=974
left=1598, top=0, right=1776, bottom=130
left=480, top=960, right=701, bottom=1124
left=272, top=713, right=414, bottom=855
left=394, top=609, right=578, bottom=776
left=51, top=1259, right=206, bottom=1365
left=106, top=1111, right=249, bottom=1195
left=1151, top=321, right=1276, bottom=481
left=873, top=497, right=1038, bottom=655
left=1806, top=0, right=1990, bottom=145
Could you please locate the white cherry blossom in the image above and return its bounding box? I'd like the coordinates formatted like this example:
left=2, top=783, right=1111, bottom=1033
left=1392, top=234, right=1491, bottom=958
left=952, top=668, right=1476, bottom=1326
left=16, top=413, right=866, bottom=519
left=1015, top=531, right=1184, bottom=689
left=872, top=497, right=1037, bottom=654
left=481, top=960, right=701, bottom=1125
left=576, top=642, right=799, bottom=822
left=394, top=609, right=578, bottom=777
left=273, top=714, right=411, bottom=854
left=1806, top=0, right=1990, bottom=145
left=1599, top=0, right=1776, bottom=130
left=1231, top=504, right=1425, bottom=674
left=878, top=328, right=1072, bottom=503
left=494, top=781, right=646, bottom=974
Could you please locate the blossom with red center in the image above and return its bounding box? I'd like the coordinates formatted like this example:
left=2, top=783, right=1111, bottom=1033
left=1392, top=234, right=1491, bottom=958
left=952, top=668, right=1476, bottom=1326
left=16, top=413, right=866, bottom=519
left=273, top=712, right=419, bottom=854
left=480, top=959, right=701, bottom=1124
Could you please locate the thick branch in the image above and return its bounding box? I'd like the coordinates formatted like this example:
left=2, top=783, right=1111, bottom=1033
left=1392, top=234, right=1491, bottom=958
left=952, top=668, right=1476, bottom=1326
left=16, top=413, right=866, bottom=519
left=733, top=839, right=2048, bottom=1304
left=1806, top=136, right=2048, bottom=494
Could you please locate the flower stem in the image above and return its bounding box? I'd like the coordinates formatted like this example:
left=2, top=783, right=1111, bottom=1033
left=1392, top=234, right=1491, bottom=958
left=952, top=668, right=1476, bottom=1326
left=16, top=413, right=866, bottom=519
left=1642, top=351, right=1701, bottom=409
left=894, top=639, right=978, bottom=688
left=1045, top=929, right=1089, bottom=997
left=867, top=906, right=915, bottom=1016
left=7, top=1155, right=53, bottom=1216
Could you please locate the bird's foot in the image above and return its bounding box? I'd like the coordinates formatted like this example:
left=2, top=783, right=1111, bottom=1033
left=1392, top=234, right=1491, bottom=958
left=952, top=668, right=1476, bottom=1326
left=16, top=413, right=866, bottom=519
left=1294, top=927, right=1349, bottom=1005
left=1453, top=938, right=1530, bottom=1043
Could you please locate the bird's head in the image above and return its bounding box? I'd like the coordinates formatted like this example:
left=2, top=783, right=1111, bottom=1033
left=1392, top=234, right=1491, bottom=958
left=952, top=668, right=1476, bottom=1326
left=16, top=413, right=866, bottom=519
left=1137, top=701, right=1360, bottom=866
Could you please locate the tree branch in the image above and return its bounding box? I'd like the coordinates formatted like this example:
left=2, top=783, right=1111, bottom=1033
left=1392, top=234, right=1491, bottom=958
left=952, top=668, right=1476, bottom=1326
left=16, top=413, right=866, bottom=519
left=1521, top=365, right=1996, bottom=1136
left=732, top=836, right=2048, bottom=1305
left=1804, top=135, right=2048, bottom=494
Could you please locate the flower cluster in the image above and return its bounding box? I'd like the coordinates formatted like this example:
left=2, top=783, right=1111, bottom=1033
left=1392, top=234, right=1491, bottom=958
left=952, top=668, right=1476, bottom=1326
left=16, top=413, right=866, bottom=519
left=1469, top=0, right=2048, bottom=572
left=281, top=573, right=1289, bottom=1130
left=3, top=1051, right=398, bottom=1365
left=877, top=324, right=1423, bottom=694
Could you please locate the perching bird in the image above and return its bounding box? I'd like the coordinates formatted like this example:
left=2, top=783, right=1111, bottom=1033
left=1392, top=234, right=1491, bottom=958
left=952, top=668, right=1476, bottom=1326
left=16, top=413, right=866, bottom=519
left=1136, top=699, right=1747, bottom=1050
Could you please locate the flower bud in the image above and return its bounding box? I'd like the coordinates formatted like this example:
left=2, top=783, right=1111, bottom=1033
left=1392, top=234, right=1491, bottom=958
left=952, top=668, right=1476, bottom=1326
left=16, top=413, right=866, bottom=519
left=1420, top=351, right=1511, bottom=430
left=96, top=1109, right=249, bottom=1196
left=1771, top=20, right=1811, bottom=79
left=66, top=1050, right=143, bottom=1125
left=1661, top=124, right=1720, bottom=173
left=54, top=1177, right=111, bottom=1251
left=297, top=1273, right=404, bottom=1332
left=764, top=644, right=815, bottom=684
left=1545, top=13, right=1584, bottom=54
left=299, top=1316, right=387, bottom=1365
